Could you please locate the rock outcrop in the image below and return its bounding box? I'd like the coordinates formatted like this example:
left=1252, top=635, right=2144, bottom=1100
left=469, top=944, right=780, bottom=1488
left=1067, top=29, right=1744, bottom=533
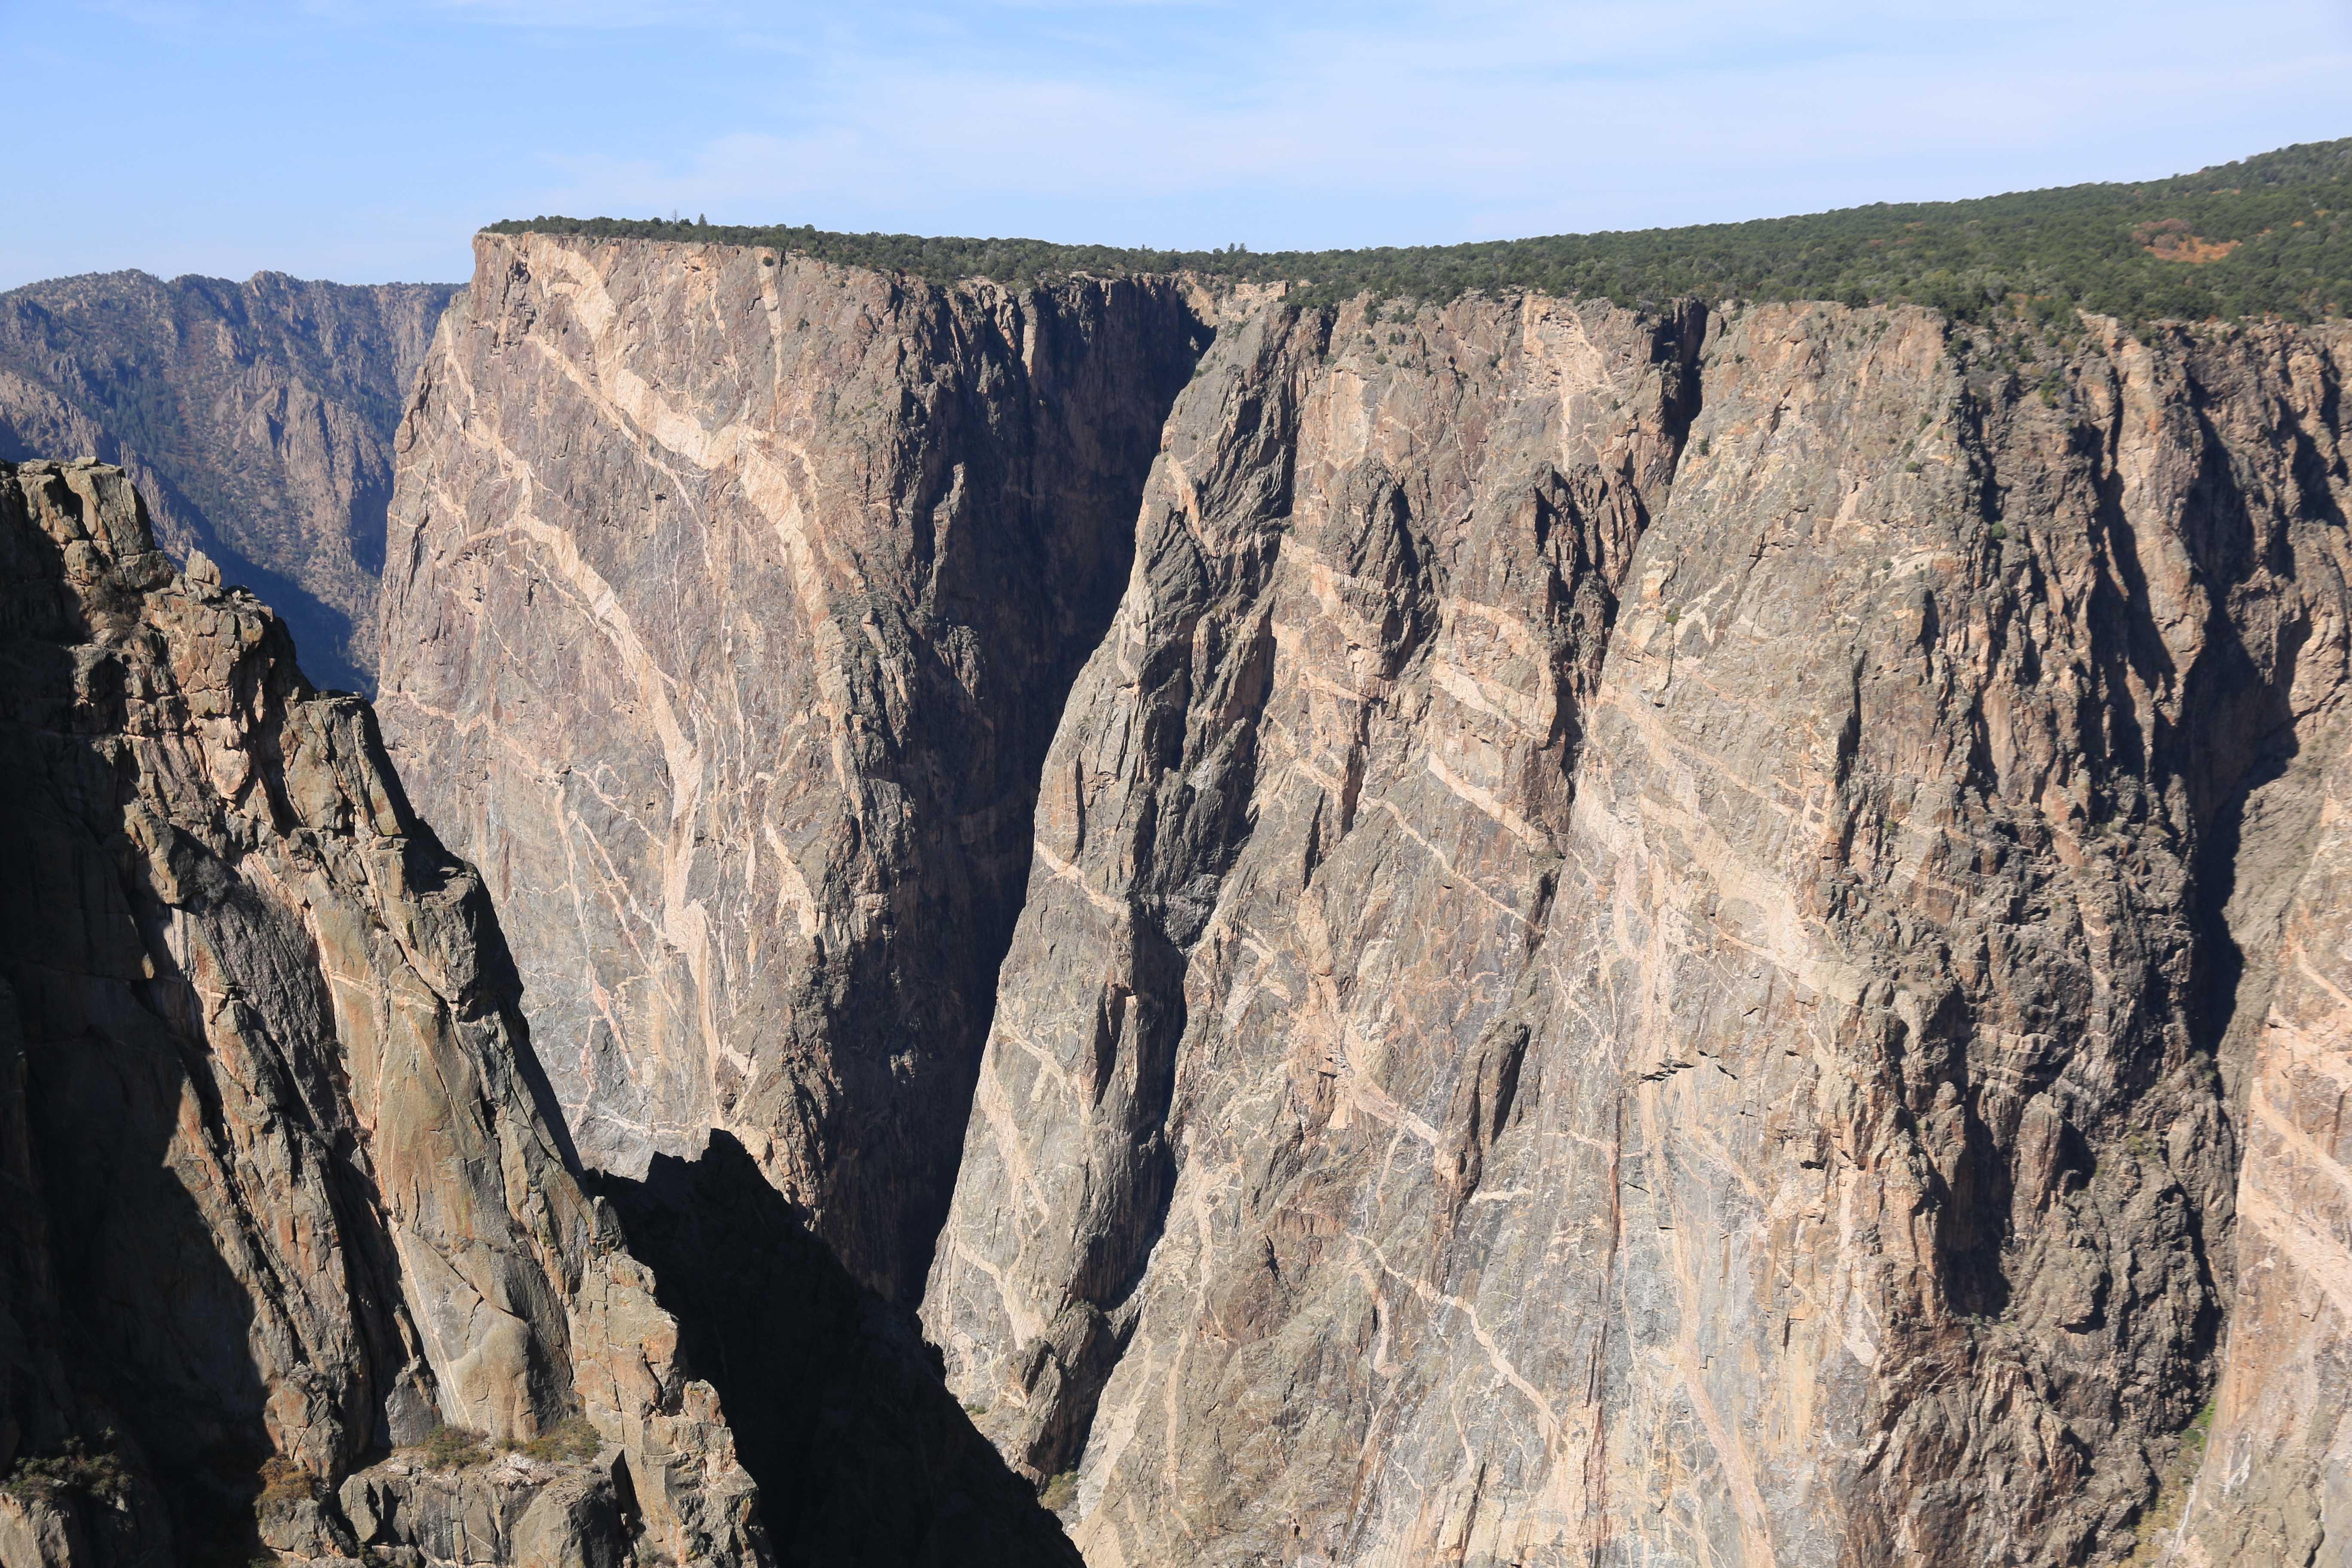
left=0, top=271, right=459, bottom=692
left=377, top=225, right=2352, bottom=1567
left=335, top=1450, right=627, bottom=1568
left=375, top=232, right=1201, bottom=1300
left=0, top=458, right=763, bottom=1567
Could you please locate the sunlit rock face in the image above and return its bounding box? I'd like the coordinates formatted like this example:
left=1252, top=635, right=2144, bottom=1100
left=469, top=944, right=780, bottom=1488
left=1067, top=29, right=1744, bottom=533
left=377, top=232, right=1202, bottom=1302
left=382, top=223, right=2352, bottom=1568
left=924, top=300, right=2352, bottom=1568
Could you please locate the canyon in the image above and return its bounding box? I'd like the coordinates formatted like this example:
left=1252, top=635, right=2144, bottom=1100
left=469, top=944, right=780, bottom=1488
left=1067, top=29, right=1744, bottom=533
left=0, top=269, right=457, bottom=693
left=376, top=232, right=2352, bottom=1565
left=1, top=211, right=2346, bottom=1567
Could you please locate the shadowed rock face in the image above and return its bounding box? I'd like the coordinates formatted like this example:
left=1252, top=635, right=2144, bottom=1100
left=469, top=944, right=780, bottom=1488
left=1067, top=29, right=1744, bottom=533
left=0, top=270, right=458, bottom=693
left=375, top=233, right=1204, bottom=1302
left=0, top=458, right=763, bottom=1568
left=588, top=1133, right=1082, bottom=1568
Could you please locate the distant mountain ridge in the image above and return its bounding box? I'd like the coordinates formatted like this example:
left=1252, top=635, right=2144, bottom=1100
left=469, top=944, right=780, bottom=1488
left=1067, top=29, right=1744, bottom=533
left=0, top=269, right=459, bottom=692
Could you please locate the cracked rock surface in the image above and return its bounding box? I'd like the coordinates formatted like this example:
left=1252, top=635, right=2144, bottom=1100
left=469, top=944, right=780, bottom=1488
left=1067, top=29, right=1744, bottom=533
left=376, top=229, right=2352, bottom=1568
left=0, top=458, right=763, bottom=1568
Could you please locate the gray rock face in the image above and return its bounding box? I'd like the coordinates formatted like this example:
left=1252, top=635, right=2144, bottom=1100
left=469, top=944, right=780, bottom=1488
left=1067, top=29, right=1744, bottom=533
left=377, top=227, right=2352, bottom=1567
left=375, top=232, right=1201, bottom=1300
left=0, top=458, right=763, bottom=1568
left=0, top=270, right=459, bottom=692
left=337, top=1452, right=626, bottom=1568
left=922, top=300, right=2352, bottom=1566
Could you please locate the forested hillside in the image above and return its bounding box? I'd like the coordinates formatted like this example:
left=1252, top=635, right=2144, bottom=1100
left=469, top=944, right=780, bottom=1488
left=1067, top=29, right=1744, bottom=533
left=492, top=136, right=2350, bottom=324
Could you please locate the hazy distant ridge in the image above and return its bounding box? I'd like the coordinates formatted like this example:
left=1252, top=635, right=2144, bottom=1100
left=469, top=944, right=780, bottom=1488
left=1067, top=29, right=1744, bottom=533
left=0, top=269, right=459, bottom=691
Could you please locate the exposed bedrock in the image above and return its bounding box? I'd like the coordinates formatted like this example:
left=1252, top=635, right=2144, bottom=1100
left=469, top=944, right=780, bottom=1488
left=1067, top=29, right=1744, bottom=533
left=376, top=224, right=2352, bottom=1564
left=922, top=298, right=2352, bottom=1566
left=587, top=1132, right=1082, bottom=1568
left=376, top=233, right=1205, bottom=1301
left=0, top=459, right=764, bottom=1568
left=0, top=271, right=458, bottom=693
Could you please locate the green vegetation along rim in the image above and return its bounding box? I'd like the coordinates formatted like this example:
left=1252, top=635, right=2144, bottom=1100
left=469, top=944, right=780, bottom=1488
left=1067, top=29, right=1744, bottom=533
left=489, top=137, right=2351, bottom=327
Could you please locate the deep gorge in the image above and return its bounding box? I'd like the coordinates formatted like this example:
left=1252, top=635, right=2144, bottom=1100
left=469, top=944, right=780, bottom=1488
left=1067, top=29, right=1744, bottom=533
left=1, top=215, right=2346, bottom=1568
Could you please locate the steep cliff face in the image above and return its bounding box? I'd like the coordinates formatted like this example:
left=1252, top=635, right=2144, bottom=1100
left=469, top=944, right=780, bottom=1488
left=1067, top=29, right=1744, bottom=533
left=2171, top=342, right=2352, bottom=1563
left=2177, top=730, right=2352, bottom=1568
left=377, top=225, right=2352, bottom=1566
left=0, top=271, right=459, bottom=692
left=0, top=458, right=763, bottom=1568
left=922, top=300, right=2352, bottom=1566
left=375, top=232, right=1201, bottom=1300
left=920, top=290, right=1703, bottom=1494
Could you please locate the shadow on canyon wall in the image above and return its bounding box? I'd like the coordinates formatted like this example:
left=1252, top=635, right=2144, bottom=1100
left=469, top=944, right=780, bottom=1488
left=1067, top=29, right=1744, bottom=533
left=591, top=1132, right=1080, bottom=1568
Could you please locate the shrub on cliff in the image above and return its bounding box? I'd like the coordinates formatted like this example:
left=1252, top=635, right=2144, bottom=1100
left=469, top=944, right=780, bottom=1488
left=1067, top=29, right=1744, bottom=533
left=1, top=1438, right=128, bottom=1504
left=415, top=1425, right=490, bottom=1470
left=510, top=1416, right=603, bottom=1464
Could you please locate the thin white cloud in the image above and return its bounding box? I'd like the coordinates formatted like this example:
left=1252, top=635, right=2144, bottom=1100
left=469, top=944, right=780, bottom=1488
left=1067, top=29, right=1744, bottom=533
left=516, top=0, right=2352, bottom=245
left=10, top=0, right=2348, bottom=288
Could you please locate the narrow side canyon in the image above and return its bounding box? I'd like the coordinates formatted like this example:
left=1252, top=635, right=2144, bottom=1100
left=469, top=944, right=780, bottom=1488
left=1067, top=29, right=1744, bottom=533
left=0, top=270, right=458, bottom=692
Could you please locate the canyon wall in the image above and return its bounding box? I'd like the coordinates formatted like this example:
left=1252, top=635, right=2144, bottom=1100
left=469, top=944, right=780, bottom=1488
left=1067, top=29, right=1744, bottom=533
left=377, top=228, right=2352, bottom=1567
left=375, top=233, right=1201, bottom=1300
left=922, top=297, right=2352, bottom=1566
left=0, top=270, right=458, bottom=692
left=0, top=458, right=763, bottom=1567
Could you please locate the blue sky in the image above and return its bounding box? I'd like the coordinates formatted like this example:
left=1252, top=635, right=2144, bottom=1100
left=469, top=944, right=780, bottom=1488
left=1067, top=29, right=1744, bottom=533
left=5, top=0, right=2349, bottom=290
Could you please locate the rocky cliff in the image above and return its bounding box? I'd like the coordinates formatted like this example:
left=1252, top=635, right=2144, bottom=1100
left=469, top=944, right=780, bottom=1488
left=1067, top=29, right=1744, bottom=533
left=375, top=232, right=1201, bottom=1300
left=379, top=229, right=2352, bottom=1567
left=0, top=271, right=459, bottom=692
left=919, top=294, right=2352, bottom=1567
left=0, top=458, right=763, bottom=1567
